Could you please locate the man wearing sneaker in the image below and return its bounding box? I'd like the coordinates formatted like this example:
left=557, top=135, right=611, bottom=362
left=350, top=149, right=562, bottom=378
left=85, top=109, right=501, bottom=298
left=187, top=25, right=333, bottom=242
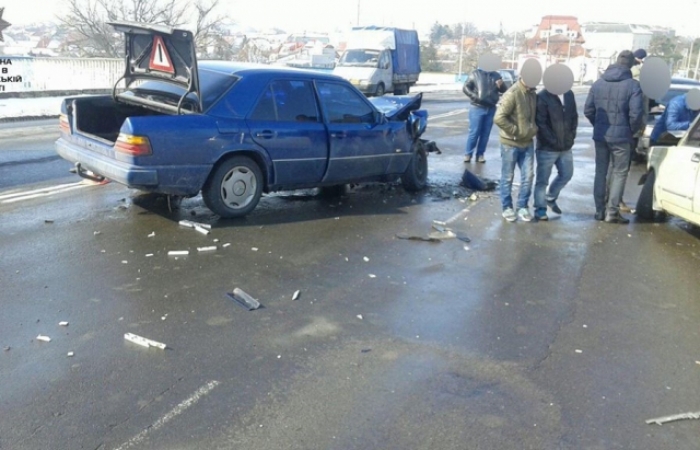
left=533, top=86, right=578, bottom=221
left=463, top=67, right=507, bottom=163
left=494, top=76, right=538, bottom=222
left=584, top=50, right=644, bottom=223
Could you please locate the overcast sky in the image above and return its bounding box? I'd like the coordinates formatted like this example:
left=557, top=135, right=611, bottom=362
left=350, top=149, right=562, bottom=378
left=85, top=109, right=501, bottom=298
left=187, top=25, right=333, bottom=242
left=5, top=0, right=700, bottom=37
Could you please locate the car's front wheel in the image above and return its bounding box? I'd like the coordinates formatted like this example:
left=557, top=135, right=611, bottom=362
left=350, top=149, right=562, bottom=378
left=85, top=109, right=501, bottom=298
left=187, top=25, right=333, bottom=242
left=203, top=155, right=263, bottom=218
left=401, top=141, right=428, bottom=192
left=636, top=169, right=655, bottom=220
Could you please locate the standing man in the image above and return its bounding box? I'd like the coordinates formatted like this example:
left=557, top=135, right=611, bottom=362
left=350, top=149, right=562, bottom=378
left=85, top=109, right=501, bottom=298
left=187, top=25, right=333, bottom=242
left=463, top=67, right=508, bottom=163
left=533, top=87, right=578, bottom=221
left=584, top=50, right=644, bottom=224
left=494, top=76, right=538, bottom=222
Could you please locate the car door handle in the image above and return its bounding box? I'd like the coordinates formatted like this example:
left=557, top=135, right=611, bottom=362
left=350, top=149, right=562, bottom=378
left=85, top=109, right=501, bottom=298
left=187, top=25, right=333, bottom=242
left=331, top=131, right=346, bottom=138
left=255, top=130, right=276, bottom=139
left=692, top=153, right=700, bottom=162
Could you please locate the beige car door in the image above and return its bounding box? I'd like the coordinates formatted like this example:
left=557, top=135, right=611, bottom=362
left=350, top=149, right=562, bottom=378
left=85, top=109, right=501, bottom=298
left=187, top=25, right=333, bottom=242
left=657, top=146, right=699, bottom=212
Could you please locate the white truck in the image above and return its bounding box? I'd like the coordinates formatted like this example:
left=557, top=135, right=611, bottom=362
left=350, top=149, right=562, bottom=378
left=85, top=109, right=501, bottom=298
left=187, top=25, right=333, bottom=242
left=333, top=26, right=421, bottom=97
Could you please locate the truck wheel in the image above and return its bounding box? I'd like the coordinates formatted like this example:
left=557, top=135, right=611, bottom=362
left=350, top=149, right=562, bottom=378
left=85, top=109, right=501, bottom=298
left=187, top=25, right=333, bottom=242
left=401, top=141, right=428, bottom=192
left=376, top=83, right=385, bottom=97
left=636, top=169, right=655, bottom=220
left=203, top=155, right=263, bottom=218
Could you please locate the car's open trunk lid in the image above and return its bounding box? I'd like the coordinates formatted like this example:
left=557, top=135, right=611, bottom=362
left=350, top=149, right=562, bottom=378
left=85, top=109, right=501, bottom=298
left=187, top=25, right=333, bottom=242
left=108, top=21, right=201, bottom=114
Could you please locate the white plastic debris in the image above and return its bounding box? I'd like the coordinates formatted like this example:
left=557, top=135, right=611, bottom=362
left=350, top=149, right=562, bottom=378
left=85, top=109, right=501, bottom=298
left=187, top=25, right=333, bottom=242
left=122, top=260, right=128, bottom=264
left=575, top=349, right=583, bottom=354
left=168, top=250, right=189, bottom=256
left=646, top=411, right=700, bottom=425
left=229, top=288, right=261, bottom=310
left=36, top=335, right=51, bottom=342
left=94, top=231, right=101, bottom=235
left=59, top=321, right=69, bottom=326
left=368, top=274, right=376, bottom=278
left=195, top=226, right=210, bottom=235
left=223, top=243, right=231, bottom=248
left=251, top=247, right=259, bottom=252
left=124, top=332, right=167, bottom=349
left=356, top=314, right=363, bottom=320
left=197, top=246, right=217, bottom=252
left=67, top=352, right=74, bottom=357
left=148, top=232, right=155, bottom=238
left=292, top=290, right=301, bottom=301
left=363, top=257, right=369, bottom=262
left=146, top=253, right=154, bottom=257
left=178, top=220, right=195, bottom=228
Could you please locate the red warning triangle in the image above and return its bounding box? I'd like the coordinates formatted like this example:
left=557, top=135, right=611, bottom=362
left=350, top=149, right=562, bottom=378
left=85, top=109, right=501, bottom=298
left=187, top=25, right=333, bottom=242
left=149, top=35, right=175, bottom=74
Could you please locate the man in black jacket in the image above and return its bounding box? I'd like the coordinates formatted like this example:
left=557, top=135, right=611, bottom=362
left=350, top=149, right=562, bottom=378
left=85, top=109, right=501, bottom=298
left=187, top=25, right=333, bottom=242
left=533, top=88, right=578, bottom=221
left=463, top=68, right=507, bottom=163
left=584, top=50, right=644, bottom=223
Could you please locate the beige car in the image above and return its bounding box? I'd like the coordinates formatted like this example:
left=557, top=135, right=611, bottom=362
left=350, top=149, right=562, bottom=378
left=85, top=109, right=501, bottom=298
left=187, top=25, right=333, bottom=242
left=636, top=113, right=700, bottom=226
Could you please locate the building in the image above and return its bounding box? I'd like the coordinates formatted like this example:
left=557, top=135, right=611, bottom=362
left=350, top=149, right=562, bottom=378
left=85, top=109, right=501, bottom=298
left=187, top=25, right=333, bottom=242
left=581, top=22, right=653, bottom=59
left=526, top=15, right=586, bottom=60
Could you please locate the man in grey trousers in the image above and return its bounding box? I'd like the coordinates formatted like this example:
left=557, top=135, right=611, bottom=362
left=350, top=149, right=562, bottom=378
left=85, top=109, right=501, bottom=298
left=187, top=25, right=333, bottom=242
left=584, top=50, right=644, bottom=223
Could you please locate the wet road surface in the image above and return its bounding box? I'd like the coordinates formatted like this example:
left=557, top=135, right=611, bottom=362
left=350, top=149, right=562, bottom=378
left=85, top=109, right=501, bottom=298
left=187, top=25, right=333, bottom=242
left=1, top=90, right=700, bottom=450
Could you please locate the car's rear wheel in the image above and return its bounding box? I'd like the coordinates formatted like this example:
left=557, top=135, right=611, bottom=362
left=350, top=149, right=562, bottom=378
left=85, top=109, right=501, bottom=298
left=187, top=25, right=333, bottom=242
left=401, top=141, right=428, bottom=192
left=203, top=156, right=263, bottom=218
left=636, top=169, right=655, bottom=220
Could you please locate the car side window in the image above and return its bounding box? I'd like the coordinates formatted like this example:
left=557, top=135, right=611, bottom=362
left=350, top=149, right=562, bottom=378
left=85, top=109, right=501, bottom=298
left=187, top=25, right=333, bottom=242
left=249, top=80, right=319, bottom=122
left=316, top=81, right=375, bottom=124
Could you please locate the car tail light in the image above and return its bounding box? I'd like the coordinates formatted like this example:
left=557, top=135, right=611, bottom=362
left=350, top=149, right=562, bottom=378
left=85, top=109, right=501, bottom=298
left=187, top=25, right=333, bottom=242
left=59, top=114, right=70, bottom=134
left=115, top=133, right=152, bottom=156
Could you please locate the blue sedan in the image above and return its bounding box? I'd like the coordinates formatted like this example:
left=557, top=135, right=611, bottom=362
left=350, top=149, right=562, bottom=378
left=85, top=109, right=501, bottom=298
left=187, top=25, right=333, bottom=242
left=55, top=22, right=433, bottom=218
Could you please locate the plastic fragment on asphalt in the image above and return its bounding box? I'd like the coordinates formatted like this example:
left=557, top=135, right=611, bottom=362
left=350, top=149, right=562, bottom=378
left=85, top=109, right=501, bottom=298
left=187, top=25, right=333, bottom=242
left=197, top=246, right=217, bottom=252
left=646, top=411, right=700, bottom=425
left=45, top=220, right=54, bottom=224
left=178, top=220, right=195, bottom=228
left=292, top=290, right=301, bottom=301
left=148, top=232, right=155, bottom=238
left=59, top=321, right=68, bottom=326
left=122, top=260, right=128, bottom=264
left=124, top=332, right=167, bottom=349
left=363, top=257, right=369, bottom=262
left=357, top=314, right=363, bottom=320
left=146, top=253, right=154, bottom=257
left=67, top=352, right=74, bottom=357
left=168, top=250, right=189, bottom=256
left=428, top=230, right=457, bottom=240
left=368, top=274, right=376, bottom=278
left=195, top=226, right=210, bottom=235
left=395, top=233, right=441, bottom=243
left=94, top=231, right=101, bottom=235
left=251, top=247, right=258, bottom=252
left=228, top=288, right=261, bottom=311
left=223, top=243, right=231, bottom=248
left=575, top=349, right=583, bottom=353
left=432, top=220, right=446, bottom=227
left=36, top=335, right=51, bottom=342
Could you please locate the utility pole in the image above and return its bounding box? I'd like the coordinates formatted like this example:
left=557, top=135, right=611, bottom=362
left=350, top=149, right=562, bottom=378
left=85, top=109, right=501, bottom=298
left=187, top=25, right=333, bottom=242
left=512, top=31, right=517, bottom=69
left=567, top=33, right=573, bottom=63
left=356, top=0, right=360, bottom=26
left=687, top=39, right=695, bottom=74
left=694, top=43, right=700, bottom=79
left=458, top=23, right=465, bottom=81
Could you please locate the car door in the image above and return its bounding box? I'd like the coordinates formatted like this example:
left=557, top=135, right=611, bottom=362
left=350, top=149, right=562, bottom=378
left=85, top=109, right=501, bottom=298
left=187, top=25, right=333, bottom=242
left=247, top=79, right=328, bottom=186
left=315, top=80, right=394, bottom=182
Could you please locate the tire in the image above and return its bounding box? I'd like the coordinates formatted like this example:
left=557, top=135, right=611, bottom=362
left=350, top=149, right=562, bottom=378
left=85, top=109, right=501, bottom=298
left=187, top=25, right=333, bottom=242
left=375, top=83, right=385, bottom=97
left=202, top=155, right=263, bottom=218
left=636, top=169, right=655, bottom=220
left=401, top=141, right=428, bottom=192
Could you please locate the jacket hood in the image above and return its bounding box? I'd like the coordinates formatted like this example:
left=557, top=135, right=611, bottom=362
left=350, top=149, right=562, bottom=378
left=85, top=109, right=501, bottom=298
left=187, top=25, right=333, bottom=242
left=602, top=64, right=632, bottom=82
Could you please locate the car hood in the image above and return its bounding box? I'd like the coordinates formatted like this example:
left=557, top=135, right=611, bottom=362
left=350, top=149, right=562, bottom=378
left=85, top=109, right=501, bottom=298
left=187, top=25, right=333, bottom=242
left=108, top=21, right=201, bottom=113
left=369, top=93, right=423, bottom=121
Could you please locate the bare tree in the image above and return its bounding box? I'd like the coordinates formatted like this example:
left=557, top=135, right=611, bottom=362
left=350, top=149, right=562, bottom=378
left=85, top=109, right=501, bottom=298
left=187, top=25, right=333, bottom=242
left=58, top=0, right=225, bottom=58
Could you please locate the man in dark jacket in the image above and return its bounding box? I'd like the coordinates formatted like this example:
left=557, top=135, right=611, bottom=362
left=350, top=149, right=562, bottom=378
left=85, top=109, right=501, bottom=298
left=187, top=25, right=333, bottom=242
left=533, top=88, right=578, bottom=221
left=584, top=50, right=644, bottom=223
left=463, top=68, right=507, bottom=163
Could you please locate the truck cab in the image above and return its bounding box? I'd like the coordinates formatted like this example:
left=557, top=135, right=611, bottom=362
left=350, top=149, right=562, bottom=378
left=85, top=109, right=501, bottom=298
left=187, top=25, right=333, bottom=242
left=333, top=47, right=393, bottom=96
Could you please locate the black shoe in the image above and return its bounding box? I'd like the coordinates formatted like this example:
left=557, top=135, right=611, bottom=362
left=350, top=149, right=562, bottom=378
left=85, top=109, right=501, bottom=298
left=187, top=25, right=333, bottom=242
left=604, top=214, right=630, bottom=224
left=547, top=199, right=562, bottom=214
left=594, top=211, right=605, bottom=221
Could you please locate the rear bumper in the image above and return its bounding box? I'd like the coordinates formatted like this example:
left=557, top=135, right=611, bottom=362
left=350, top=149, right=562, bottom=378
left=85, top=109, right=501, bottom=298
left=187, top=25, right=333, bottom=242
left=56, top=138, right=158, bottom=187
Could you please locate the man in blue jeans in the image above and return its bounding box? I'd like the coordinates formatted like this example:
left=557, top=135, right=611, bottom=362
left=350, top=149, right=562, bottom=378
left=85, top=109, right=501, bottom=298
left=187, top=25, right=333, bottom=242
left=533, top=87, right=578, bottom=220
left=463, top=68, right=507, bottom=162
left=494, top=77, right=538, bottom=222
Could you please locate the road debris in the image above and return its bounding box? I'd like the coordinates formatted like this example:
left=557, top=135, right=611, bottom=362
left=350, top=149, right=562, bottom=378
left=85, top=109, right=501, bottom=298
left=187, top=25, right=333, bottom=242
left=428, top=230, right=456, bottom=240
left=59, top=321, right=69, bottom=326
left=251, top=247, right=259, bottom=252
left=67, top=352, right=74, bottom=357
left=223, top=243, right=231, bottom=248
left=646, top=411, right=700, bottom=425
left=197, top=246, right=217, bottom=252
left=4, top=346, right=10, bottom=351
left=146, top=253, right=154, bottom=257
left=363, top=257, right=369, bottom=262
left=228, top=288, right=262, bottom=311
left=368, top=274, right=376, bottom=278
left=292, top=290, right=301, bottom=301
left=36, top=335, right=51, bottom=342
left=168, top=250, right=189, bottom=256
left=124, top=332, right=167, bottom=349
left=575, top=349, right=583, bottom=354
left=148, top=232, right=155, bottom=238
left=357, top=314, right=363, bottom=320
left=361, top=348, right=372, bottom=353
left=45, top=219, right=54, bottom=224
left=195, top=226, right=210, bottom=235
left=395, top=233, right=441, bottom=243
left=94, top=231, right=101, bottom=235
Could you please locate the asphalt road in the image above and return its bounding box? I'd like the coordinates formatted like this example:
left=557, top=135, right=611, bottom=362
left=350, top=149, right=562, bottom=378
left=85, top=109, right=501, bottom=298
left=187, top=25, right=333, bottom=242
left=1, top=90, right=700, bottom=450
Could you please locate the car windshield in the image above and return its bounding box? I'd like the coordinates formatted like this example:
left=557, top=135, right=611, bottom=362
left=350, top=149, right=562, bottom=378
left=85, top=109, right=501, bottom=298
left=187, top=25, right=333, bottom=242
left=122, top=69, right=238, bottom=111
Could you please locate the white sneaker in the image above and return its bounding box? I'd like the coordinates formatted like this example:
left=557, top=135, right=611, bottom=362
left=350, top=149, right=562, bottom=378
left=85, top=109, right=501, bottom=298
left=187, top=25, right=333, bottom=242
left=502, top=208, right=517, bottom=222
left=517, top=208, right=532, bottom=222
